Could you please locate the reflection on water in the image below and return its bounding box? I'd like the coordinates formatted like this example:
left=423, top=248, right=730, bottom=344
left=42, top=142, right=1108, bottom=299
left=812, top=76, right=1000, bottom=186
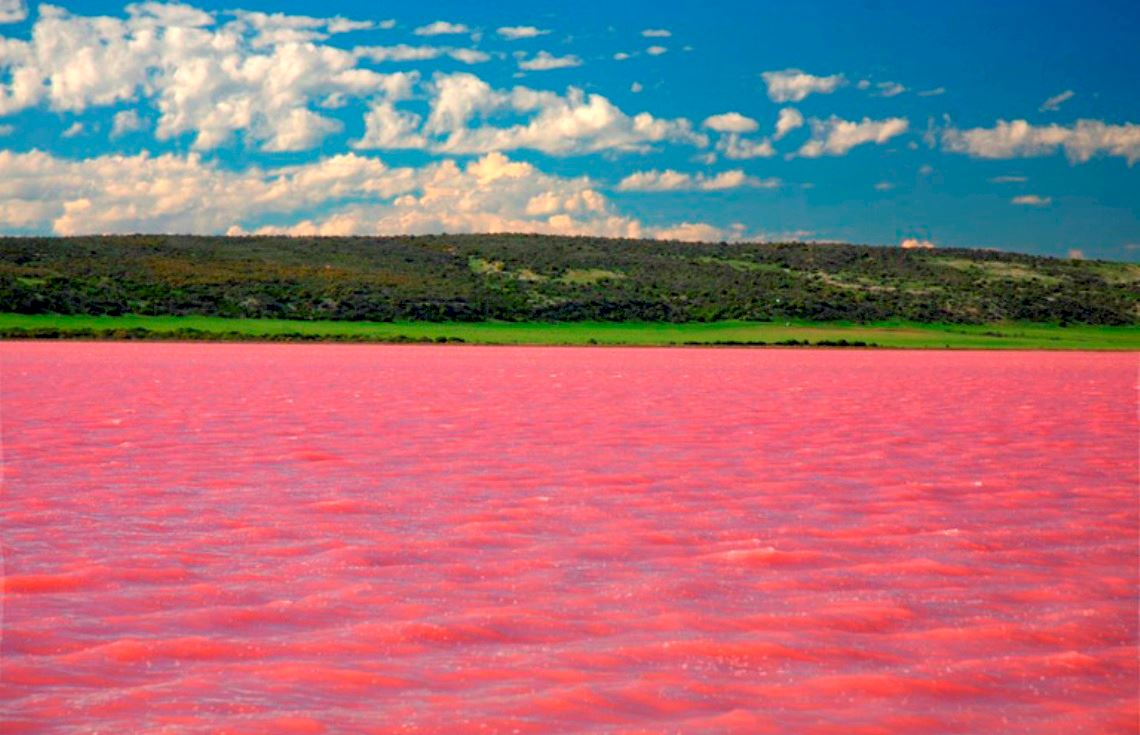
left=2, top=343, right=1137, bottom=733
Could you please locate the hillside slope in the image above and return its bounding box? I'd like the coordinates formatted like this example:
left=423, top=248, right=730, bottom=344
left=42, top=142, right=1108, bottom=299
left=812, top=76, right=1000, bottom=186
left=1, top=235, right=1136, bottom=325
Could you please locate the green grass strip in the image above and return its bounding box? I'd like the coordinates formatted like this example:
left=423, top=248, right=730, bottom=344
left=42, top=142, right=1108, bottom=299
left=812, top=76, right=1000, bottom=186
left=0, top=313, right=1137, bottom=349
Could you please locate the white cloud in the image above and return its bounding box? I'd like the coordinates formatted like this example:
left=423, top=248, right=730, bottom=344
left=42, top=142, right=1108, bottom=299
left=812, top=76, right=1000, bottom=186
left=61, top=121, right=84, bottom=138
left=653, top=222, right=727, bottom=242
left=798, top=116, right=909, bottom=157
left=617, top=169, right=689, bottom=191
left=356, top=45, right=488, bottom=65
left=702, top=112, right=758, bottom=134
left=418, top=73, right=707, bottom=156
left=773, top=107, right=803, bottom=140
left=0, top=123, right=13, bottom=135
left=327, top=18, right=374, bottom=34
left=990, top=175, right=1027, bottom=183
left=1039, top=90, right=1074, bottom=112
left=111, top=109, right=143, bottom=137
left=874, top=181, right=894, bottom=191
left=229, top=11, right=332, bottom=47
left=761, top=69, right=845, bottom=103
left=641, top=29, right=671, bottom=37
left=356, top=45, right=444, bottom=62
left=352, top=101, right=425, bottom=149
left=422, top=72, right=504, bottom=135
left=448, top=48, right=490, bottom=65
left=267, top=108, right=344, bottom=152
left=876, top=81, right=906, bottom=97
left=613, top=52, right=631, bottom=61
left=717, top=134, right=775, bottom=159
left=1012, top=194, right=1051, bottom=207
left=0, top=5, right=419, bottom=151
left=616, top=169, right=778, bottom=191
left=379, top=19, right=396, bottom=30
left=919, top=164, right=934, bottom=176
left=917, top=87, right=945, bottom=97
left=900, top=238, right=935, bottom=249
left=0, top=147, right=687, bottom=239
left=0, top=0, right=26, bottom=23
left=1067, top=248, right=1085, bottom=260
left=517, top=51, right=582, bottom=71
left=414, top=21, right=470, bottom=36
left=223, top=11, right=376, bottom=46
left=630, top=81, right=642, bottom=93
left=646, top=45, right=667, bottom=56
left=497, top=26, right=549, bottom=40
left=942, top=119, right=1140, bottom=165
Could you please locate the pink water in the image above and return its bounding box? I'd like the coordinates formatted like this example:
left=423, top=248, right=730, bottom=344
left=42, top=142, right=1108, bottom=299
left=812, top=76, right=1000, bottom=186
left=1, top=343, right=1136, bottom=734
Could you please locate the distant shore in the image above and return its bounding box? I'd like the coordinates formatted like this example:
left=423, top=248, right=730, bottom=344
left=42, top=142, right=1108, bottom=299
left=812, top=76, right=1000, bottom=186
left=2, top=314, right=1138, bottom=350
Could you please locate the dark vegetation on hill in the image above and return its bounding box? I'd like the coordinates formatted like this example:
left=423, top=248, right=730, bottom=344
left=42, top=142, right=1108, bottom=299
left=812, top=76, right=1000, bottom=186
left=1, top=234, right=1136, bottom=325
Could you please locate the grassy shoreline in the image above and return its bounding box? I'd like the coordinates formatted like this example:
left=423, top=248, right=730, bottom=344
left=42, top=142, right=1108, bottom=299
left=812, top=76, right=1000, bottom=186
left=1, top=313, right=1137, bottom=349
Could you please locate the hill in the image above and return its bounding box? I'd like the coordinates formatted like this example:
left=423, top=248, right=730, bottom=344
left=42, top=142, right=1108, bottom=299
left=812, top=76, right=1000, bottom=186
left=1, top=234, right=1137, bottom=325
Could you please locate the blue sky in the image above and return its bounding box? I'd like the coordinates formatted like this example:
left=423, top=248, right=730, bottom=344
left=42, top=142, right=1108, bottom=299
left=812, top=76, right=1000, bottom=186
left=0, top=0, right=1137, bottom=260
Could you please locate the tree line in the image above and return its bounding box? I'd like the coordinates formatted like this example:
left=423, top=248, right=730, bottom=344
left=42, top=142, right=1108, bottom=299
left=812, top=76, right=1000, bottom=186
left=1, top=234, right=1135, bottom=325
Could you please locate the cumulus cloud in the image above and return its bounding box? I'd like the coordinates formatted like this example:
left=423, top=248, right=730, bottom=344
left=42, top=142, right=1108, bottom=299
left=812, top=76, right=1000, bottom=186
left=653, top=222, right=727, bottom=242
left=0, top=0, right=26, bottom=23
left=875, top=81, right=906, bottom=97
left=630, top=82, right=642, bottom=93
left=917, top=87, right=945, bottom=97
left=0, top=147, right=739, bottom=240
left=1067, top=248, right=1085, bottom=260
left=641, top=29, right=671, bottom=37
left=0, top=123, right=14, bottom=135
left=646, top=45, right=668, bottom=56
left=1039, top=90, right=1074, bottom=112
left=1012, top=194, right=1051, bottom=207
left=517, top=51, right=582, bottom=71
left=497, top=26, right=549, bottom=40
left=228, top=10, right=370, bottom=47
left=941, top=119, right=1140, bottom=165
left=717, top=134, right=775, bottom=159
left=352, top=100, right=426, bottom=149
left=701, top=112, right=774, bottom=160
left=613, top=52, right=631, bottom=61
left=616, top=169, right=779, bottom=191
left=0, top=4, right=417, bottom=151
left=61, top=122, right=84, bottom=138
left=774, top=107, right=803, bottom=140
left=798, top=116, right=909, bottom=157
left=414, top=21, right=470, bottom=36
left=421, top=73, right=504, bottom=136
left=873, top=181, right=894, bottom=191
left=356, top=45, right=489, bottom=65
left=111, top=109, right=144, bottom=138
left=990, top=175, right=1027, bottom=183
left=0, top=148, right=602, bottom=237
left=354, top=45, right=438, bottom=62
left=761, top=69, right=845, bottom=103
left=408, top=73, right=706, bottom=156
left=327, top=17, right=373, bottom=34
left=702, top=112, right=758, bottom=134
left=448, top=48, right=490, bottom=65
left=900, top=237, right=935, bottom=249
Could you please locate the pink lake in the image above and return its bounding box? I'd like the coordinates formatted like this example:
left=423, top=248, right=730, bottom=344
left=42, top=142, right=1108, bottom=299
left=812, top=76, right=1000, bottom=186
left=1, top=342, right=1137, bottom=734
